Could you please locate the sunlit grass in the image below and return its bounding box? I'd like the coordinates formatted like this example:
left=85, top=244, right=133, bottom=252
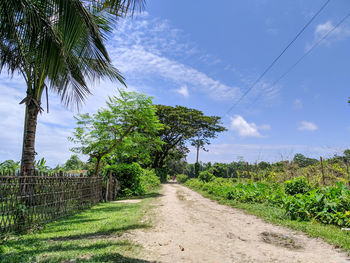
left=0, top=194, right=159, bottom=263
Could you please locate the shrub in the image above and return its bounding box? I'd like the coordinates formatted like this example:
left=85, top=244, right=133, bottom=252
left=141, top=169, right=161, bottom=192
left=283, top=183, right=350, bottom=227
left=284, top=176, right=311, bottom=195
left=156, top=167, right=169, bottom=183
left=176, top=174, right=188, bottom=184
left=105, top=162, right=145, bottom=197
left=198, top=170, right=215, bottom=182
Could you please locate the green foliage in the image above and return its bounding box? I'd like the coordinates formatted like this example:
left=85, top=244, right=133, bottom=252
left=105, top=163, right=145, bottom=197
left=151, top=104, right=226, bottom=170
left=154, top=167, right=168, bottom=183
left=140, top=169, right=161, bottom=192
left=176, top=174, right=188, bottom=183
left=64, top=155, right=84, bottom=171
left=34, top=158, right=49, bottom=173
left=283, top=183, right=350, bottom=227
left=0, top=160, right=20, bottom=174
left=198, top=170, right=214, bottom=182
left=284, top=177, right=311, bottom=195
left=293, top=153, right=318, bottom=168
left=185, top=178, right=350, bottom=228
left=194, top=162, right=200, bottom=177
left=70, top=90, right=162, bottom=174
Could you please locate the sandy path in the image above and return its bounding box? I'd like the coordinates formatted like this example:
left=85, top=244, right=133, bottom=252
left=127, top=183, right=349, bottom=263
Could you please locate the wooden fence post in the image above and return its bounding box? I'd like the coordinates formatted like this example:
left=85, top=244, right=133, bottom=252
left=246, top=162, right=250, bottom=179
left=105, top=173, right=109, bottom=202
left=320, top=157, right=325, bottom=185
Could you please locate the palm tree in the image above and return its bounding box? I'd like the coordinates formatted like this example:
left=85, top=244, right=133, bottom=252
left=0, top=0, right=144, bottom=176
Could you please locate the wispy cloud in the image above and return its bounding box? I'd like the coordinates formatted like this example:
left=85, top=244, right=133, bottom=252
left=108, top=13, right=280, bottom=103
left=298, top=121, right=318, bottom=131
left=293, top=98, right=303, bottom=110
left=174, top=85, right=189, bottom=98
left=230, top=115, right=270, bottom=137
left=0, top=12, right=280, bottom=166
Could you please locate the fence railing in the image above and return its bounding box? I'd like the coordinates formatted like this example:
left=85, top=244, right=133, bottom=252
left=0, top=175, right=102, bottom=234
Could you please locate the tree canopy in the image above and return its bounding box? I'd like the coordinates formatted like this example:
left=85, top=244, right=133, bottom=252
left=151, top=105, right=226, bottom=171
left=70, top=90, right=162, bottom=174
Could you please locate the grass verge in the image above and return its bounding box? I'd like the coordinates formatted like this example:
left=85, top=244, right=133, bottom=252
left=0, top=193, right=159, bottom=263
left=184, top=184, right=350, bottom=254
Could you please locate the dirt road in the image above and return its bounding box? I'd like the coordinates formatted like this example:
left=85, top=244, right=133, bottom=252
left=127, top=183, right=349, bottom=263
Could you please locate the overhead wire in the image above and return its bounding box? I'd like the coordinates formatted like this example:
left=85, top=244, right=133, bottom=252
left=224, top=0, right=331, bottom=116
left=247, top=10, right=350, bottom=110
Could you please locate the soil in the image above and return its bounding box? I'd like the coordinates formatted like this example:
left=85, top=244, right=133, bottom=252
left=124, top=183, right=350, bottom=263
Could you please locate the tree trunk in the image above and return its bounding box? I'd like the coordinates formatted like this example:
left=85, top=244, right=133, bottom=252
left=196, top=144, right=200, bottom=164
left=21, top=101, right=40, bottom=176
left=94, top=156, right=102, bottom=175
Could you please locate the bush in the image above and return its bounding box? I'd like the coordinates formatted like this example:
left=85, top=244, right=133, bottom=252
left=141, top=169, right=161, bottom=192
left=185, top=177, right=350, bottom=228
left=176, top=174, right=188, bottom=184
left=156, top=167, right=169, bottom=183
left=283, top=183, right=350, bottom=227
left=284, top=176, right=311, bottom=195
left=198, top=170, right=215, bottom=182
left=105, top=162, right=145, bottom=197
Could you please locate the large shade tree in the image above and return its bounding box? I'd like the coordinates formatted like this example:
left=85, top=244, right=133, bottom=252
left=0, top=0, right=144, bottom=176
left=151, top=105, right=226, bottom=176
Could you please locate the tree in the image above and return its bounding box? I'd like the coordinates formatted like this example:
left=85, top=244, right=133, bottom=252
left=0, top=0, right=144, bottom=176
left=293, top=153, right=318, bottom=168
left=64, top=155, right=84, bottom=171
left=190, top=115, right=226, bottom=176
left=0, top=160, right=20, bottom=174
left=70, top=90, right=162, bottom=174
left=151, top=105, right=226, bottom=175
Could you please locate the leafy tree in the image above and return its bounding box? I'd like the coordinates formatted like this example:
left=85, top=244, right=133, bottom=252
left=0, top=160, right=20, bottom=174
left=151, top=105, right=226, bottom=175
left=70, top=90, right=162, bottom=174
left=0, top=0, right=143, bottom=176
left=293, top=153, right=318, bottom=168
left=34, top=158, right=50, bottom=173
left=64, top=155, right=84, bottom=171
left=190, top=115, right=226, bottom=176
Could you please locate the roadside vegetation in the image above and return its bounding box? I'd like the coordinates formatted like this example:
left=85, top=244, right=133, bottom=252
left=177, top=154, right=350, bottom=253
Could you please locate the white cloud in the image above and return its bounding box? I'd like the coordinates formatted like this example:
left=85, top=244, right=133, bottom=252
left=0, top=13, right=280, bottom=166
left=307, top=20, right=350, bottom=48
left=293, top=99, right=303, bottom=110
left=174, top=85, right=189, bottom=98
left=298, top=121, right=318, bottom=131
left=230, top=115, right=270, bottom=137
left=107, top=13, right=280, bottom=103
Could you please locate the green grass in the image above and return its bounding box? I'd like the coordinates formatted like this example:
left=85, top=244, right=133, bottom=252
left=0, top=194, right=159, bottom=263
left=185, top=184, right=350, bottom=254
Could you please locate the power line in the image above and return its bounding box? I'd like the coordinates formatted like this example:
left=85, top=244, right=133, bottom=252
left=224, top=0, right=331, bottom=115
left=248, top=10, right=350, bottom=109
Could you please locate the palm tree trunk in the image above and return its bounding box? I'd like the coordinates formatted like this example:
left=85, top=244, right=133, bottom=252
left=21, top=101, right=39, bottom=176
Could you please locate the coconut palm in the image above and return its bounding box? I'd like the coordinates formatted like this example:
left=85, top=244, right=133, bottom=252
left=0, top=0, right=144, bottom=176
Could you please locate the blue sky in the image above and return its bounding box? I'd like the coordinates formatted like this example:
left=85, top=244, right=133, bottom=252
left=1, top=0, right=350, bottom=166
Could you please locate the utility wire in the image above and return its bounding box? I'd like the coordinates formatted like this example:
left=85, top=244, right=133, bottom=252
left=224, top=0, right=331, bottom=115
left=247, top=10, right=350, bottom=109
